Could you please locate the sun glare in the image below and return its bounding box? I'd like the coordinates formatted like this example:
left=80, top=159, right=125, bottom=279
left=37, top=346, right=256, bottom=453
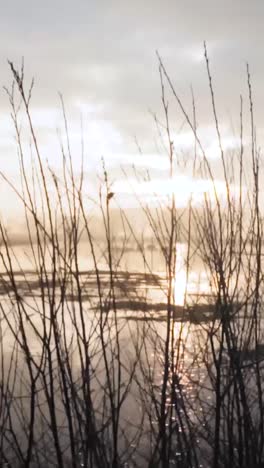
left=173, top=245, right=215, bottom=306
left=174, top=269, right=188, bottom=306
left=114, top=174, right=237, bottom=209
left=174, top=244, right=188, bottom=306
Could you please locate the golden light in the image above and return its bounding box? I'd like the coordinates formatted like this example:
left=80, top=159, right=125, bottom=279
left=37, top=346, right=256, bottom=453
left=114, top=174, right=238, bottom=209
left=173, top=245, right=214, bottom=306
left=174, top=269, right=188, bottom=306
left=174, top=244, right=188, bottom=306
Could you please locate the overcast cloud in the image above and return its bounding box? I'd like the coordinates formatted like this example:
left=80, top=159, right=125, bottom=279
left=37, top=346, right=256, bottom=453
left=0, top=0, right=264, bottom=223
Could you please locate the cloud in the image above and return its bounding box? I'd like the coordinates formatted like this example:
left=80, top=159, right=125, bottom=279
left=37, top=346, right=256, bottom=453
left=0, top=0, right=264, bottom=219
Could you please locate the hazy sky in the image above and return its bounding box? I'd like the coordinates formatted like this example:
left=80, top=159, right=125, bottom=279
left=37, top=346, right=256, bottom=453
left=0, top=0, right=264, bottom=223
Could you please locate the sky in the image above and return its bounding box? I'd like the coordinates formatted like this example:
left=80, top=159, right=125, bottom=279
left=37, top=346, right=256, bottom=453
left=0, top=0, right=264, bottom=228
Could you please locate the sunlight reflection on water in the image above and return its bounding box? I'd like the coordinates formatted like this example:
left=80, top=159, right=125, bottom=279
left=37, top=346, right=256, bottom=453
left=0, top=241, right=218, bottom=466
